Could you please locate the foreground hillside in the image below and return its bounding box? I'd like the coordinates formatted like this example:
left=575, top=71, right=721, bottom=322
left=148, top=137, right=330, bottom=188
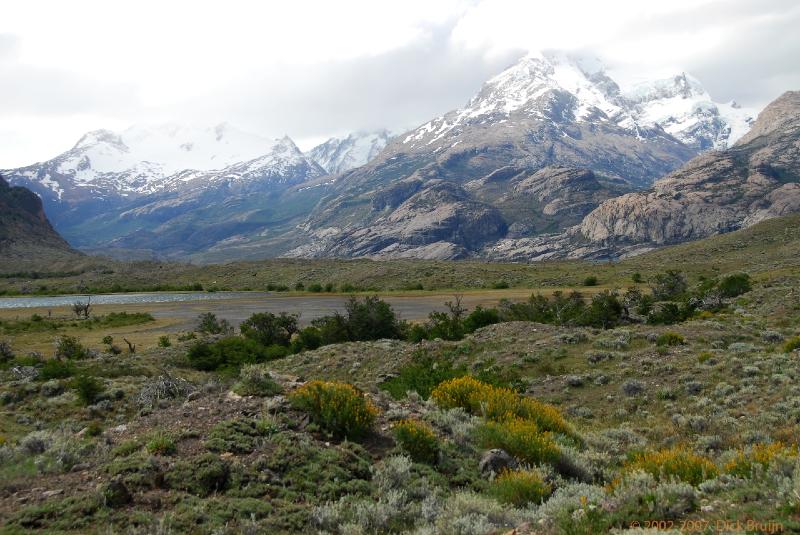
left=1, top=217, right=799, bottom=533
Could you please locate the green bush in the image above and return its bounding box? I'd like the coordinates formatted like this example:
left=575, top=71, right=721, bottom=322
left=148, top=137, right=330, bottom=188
left=492, top=281, right=510, bottom=289
left=655, top=332, right=685, bottom=347
left=157, top=335, right=171, bottom=348
left=232, top=365, right=283, bottom=397
left=165, top=454, right=229, bottom=496
left=392, top=420, right=439, bottom=464
left=379, top=352, right=466, bottom=399
left=38, top=358, right=75, bottom=380
left=289, top=381, right=378, bottom=440
left=490, top=469, right=551, bottom=506
left=240, top=312, right=298, bottom=347
left=311, top=296, right=405, bottom=345
left=651, top=270, right=688, bottom=300
left=716, top=273, right=751, bottom=298
left=55, top=336, right=90, bottom=360
left=186, top=337, right=288, bottom=372
left=307, top=283, right=323, bottom=292
left=72, top=374, right=104, bottom=405
left=632, top=272, right=643, bottom=283
left=196, top=313, right=232, bottom=335
left=146, top=432, right=176, bottom=455
left=583, top=276, right=598, bottom=287
left=783, top=337, right=800, bottom=353
left=290, top=326, right=323, bottom=353
left=205, top=418, right=276, bottom=453
left=463, top=306, right=501, bottom=333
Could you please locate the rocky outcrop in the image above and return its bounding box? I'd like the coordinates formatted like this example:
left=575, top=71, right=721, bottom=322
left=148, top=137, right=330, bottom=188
left=0, top=175, right=73, bottom=253
left=577, top=91, right=800, bottom=250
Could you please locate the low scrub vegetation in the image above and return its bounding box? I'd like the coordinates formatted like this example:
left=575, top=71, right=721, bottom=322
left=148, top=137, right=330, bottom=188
left=289, top=381, right=378, bottom=440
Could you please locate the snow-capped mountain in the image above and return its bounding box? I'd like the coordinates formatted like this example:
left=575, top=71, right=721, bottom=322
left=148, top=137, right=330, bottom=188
left=400, top=51, right=753, bottom=154
left=624, top=73, right=756, bottom=150
left=3, top=125, right=324, bottom=213
left=306, top=130, right=393, bottom=174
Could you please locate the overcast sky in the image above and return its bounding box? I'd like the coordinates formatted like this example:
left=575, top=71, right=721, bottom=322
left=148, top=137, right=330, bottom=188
left=1, top=0, right=798, bottom=168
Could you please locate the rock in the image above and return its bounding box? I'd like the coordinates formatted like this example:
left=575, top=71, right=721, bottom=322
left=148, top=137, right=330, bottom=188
left=101, top=478, right=132, bottom=508
left=41, top=380, right=65, bottom=397
left=479, top=449, right=518, bottom=478
left=566, top=375, right=584, bottom=387
left=578, top=91, right=800, bottom=253
left=41, top=489, right=63, bottom=498
left=621, top=380, right=645, bottom=397
left=685, top=381, right=704, bottom=395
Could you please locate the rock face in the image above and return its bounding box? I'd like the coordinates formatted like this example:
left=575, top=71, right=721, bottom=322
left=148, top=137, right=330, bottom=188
left=577, top=91, right=800, bottom=254
left=0, top=175, right=75, bottom=257
left=306, top=130, right=393, bottom=174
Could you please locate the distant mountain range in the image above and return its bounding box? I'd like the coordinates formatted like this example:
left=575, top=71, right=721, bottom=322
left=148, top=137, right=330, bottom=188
left=6, top=50, right=793, bottom=264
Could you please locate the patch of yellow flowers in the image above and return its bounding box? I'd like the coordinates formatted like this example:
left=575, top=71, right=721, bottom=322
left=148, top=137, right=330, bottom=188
left=289, top=380, right=378, bottom=440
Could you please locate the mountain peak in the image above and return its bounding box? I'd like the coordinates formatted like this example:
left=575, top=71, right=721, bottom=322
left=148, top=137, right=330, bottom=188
left=307, top=130, right=393, bottom=174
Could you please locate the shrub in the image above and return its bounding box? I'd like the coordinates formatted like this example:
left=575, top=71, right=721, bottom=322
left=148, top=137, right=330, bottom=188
left=291, top=326, right=323, bottom=353
left=492, top=281, right=510, bottom=289
left=0, top=340, right=13, bottom=363
left=72, top=374, right=104, bottom=406
left=55, top=336, right=89, bottom=360
left=157, top=335, right=171, bottom=348
left=205, top=418, right=276, bottom=453
left=583, top=276, right=598, bottom=287
left=431, top=376, right=576, bottom=438
left=651, top=270, right=688, bottom=300
left=656, top=332, right=685, bottom=347
left=289, top=381, right=378, bottom=440
left=101, top=335, right=114, bottom=346
left=380, top=352, right=466, bottom=399
left=631, top=272, right=643, bottom=283
left=723, top=442, right=797, bottom=478
left=582, top=291, right=623, bottom=329
left=474, top=418, right=561, bottom=466
left=716, top=273, right=751, bottom=298
left=38, top=358, right=74, bottom=380
left=784, top=337, right=800, bottom=354
left=463, top=306, right=501, bottom=333
left=307, top=283, right=323, bottom=293
left=343, top=295, right=404, bottom=341
left=392, top=420, right=439, bottom=464
left=624, top=447, right=718, bottom=485
left=165, top=454, right=229, bottom=496
left=186, top=337, right=287, bottom=372
left=146, top=432, right=176, bottom=455
left=196, top=313, right=232, bottom=335
left=490, top=469, right=551, bottom=506
left=240, top=312, right=298, bottom=347
left=232, top=365, right=283, bottom=397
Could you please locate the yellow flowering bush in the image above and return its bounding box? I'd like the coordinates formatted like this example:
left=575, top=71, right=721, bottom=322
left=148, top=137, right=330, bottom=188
left=430, top=376, right=576, bottom=439
left=724, top=442, right=798, bottom=478
left=490, top=468, right=552, bottom=506
left=474, top=418, right=561, bottom=466
left=289, top=380, right=378, bottom=440
left=624, top=447, right=718, bottom=485
left=392, top=419, right=439, bottom=464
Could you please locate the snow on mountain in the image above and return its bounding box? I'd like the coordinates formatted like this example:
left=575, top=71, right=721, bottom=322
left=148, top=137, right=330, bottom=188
left=400, top=51, right=756, bottom=152
left=3, top=125, right=324, bottom=201
left=306, top=130, right=393, bottom=174
left=624, top=73, right=756, bottom=150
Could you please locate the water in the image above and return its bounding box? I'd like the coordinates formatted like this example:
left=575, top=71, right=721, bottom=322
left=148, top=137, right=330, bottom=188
left=0, top=291, right=268, bottom=310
